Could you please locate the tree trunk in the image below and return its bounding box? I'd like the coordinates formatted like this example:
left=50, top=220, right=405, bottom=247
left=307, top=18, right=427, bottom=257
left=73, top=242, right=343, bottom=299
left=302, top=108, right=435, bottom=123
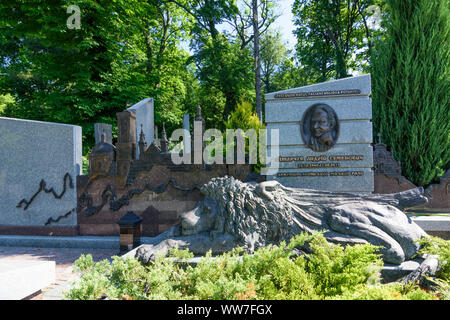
left=253, top=0, right=262, bottom=125
left=335, top=45, right=348, bottom=78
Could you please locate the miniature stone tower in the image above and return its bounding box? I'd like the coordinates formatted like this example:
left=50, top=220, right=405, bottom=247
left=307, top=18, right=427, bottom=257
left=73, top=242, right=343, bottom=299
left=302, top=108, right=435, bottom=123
left=89, top=131, right=116, bottom=178
left=373, top=132, right=402, bottom=176
left=160, top=123, right=169, bottom=152
left=138, top=124, right=147, bottom=159
left=116, top=110, right=137, bottom=183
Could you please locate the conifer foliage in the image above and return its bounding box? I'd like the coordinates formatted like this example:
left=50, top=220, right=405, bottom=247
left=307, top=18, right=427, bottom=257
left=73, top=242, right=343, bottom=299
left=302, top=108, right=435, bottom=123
left=372, top=0, right=450, bottom=186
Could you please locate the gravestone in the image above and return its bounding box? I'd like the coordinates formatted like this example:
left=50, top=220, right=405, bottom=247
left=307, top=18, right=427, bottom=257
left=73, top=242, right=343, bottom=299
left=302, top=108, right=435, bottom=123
left=264, top=74, right=374, bottom=193
left=0, top=117, right=82, bottom=235
left=183, top=113, right=191, bottom=154
left=127, top=98, right=154, bottom=157
left=94, top=123, right=112, bottom=145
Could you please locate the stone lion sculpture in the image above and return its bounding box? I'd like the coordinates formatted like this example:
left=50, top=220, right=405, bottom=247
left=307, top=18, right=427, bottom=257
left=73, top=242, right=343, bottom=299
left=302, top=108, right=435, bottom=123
left=131, top=176, right=429, bottom=265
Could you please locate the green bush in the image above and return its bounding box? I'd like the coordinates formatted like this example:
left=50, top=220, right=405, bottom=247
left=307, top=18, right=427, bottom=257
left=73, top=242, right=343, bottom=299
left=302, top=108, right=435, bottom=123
left=65, top=233, right=443, bottom=300
left=223, top=101, right=266, bottom=172
left=331, top=282, right=437, bottom=300
left=225, top=101, right=262, bottom=132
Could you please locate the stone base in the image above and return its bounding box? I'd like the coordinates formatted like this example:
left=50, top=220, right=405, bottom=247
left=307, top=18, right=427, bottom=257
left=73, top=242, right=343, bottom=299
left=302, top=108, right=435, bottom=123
left=0, top=235, right=119, bottom=249
left=0, top=260, right=55, bottom=299
left=0, top=225, right=78, bottom=236
left=410, top=216, right=450, bottom=232
left=381, top=259, right=422, bottom=283
left=0, top=235, right=167, bottom=250
left=409, top=216, right=450, bottom=240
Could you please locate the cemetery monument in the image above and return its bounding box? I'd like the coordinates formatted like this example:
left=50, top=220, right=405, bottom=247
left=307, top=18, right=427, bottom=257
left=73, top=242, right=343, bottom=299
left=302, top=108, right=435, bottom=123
left=264, top=74, right=374, bottom=193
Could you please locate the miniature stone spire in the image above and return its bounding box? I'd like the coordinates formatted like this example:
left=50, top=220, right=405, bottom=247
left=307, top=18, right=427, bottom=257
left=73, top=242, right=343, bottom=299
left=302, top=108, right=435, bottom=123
left=195, top=105, right=203, bottom=121
left=152, top=125, right=160, bottom=148
left=101, top=130, right=106, bottom=143
left=160, top=123, right=169, bottom=152
left=139, top=124, right=146, bottom=143
left=195, top=105, right=206, bottom=137
left=138, top=124, right=147, bottom=158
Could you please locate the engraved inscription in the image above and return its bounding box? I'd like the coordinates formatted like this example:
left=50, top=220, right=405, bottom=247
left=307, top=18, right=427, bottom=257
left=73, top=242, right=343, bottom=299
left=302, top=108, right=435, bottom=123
left=279, top=156, right=305, bottom=162
left=277, top=171, right=365, bottom=177
left=329, top=155, right=364, bottom=161
left=274, top=89, right=361, bottom=99
left=297, top=163, right=340, bottom=168
left=279, top=154, right=364, bottom=162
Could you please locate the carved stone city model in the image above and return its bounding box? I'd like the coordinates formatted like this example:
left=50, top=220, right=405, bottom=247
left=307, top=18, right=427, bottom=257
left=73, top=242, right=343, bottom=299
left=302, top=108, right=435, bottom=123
left=132, top=176, right=428, bottom=265
left=77, top=106, right=255, bottom=236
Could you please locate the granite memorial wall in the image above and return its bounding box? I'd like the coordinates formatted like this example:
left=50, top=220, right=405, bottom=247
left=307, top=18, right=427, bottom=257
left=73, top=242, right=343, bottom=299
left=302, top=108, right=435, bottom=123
left=264, top=74, right=374, bottom=193
left=0, top=117, right=82, bottom=235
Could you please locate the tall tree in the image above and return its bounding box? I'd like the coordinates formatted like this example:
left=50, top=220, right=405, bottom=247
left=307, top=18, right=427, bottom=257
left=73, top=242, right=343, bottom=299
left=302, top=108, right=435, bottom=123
left=0, top=0, right=135, bottom=150
left=270, top=56, right=310, bottom=91
left=227, top=0, right=277, bottom=123
left=167, top=0, right=237, bottom=39
left=260, top=29, right=288, bottom=93
left=167, top=0, right=252, bottom=125
left=192, top=34, right=254, bottom=126
left=252, top=0, right=262, bottom=124
left=0, top=0, right=195, bottom=151
left=135, top=0, right=194, bottom=132
left=372, top=0, right=449, bottom=186
left=292, top=0, right=378, bottom=80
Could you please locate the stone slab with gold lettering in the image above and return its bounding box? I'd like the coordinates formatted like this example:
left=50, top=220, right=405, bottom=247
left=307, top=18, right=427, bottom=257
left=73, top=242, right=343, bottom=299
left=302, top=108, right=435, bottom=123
left=264, top=74, right=374, bottom=193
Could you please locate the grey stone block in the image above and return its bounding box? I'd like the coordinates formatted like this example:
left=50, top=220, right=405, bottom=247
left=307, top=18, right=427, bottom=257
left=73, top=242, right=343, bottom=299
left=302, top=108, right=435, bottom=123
left=127, top=98, right=154, bottom=156
left=265, top=96, right=372, bottom=122
left=0, top=117, right=82, bottom=226
left=265, top=74, right=371, bottom=100
left=0, top=260, right=55, bottom=299
left=0, top=235, right=172, bottom=249
left=381, top=259, right=422, bottom=283
left=0, top=235, right=119, bottom=249
left=266, top=120, right=373, bottom=146
left=410, top=216, right=450, bottom=232
left=263, top=75, right=374, bottom=193
left=94, top=123, right=112, bottom=145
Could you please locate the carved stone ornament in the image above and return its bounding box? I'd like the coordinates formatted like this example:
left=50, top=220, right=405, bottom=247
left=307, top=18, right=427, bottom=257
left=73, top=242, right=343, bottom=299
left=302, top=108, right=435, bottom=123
left=301, top=103, right=339, bottom=152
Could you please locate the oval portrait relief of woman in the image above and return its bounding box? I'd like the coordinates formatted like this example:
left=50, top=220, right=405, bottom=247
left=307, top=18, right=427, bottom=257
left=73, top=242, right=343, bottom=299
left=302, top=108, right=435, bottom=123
left=301, top=104, right=339, bottom=152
